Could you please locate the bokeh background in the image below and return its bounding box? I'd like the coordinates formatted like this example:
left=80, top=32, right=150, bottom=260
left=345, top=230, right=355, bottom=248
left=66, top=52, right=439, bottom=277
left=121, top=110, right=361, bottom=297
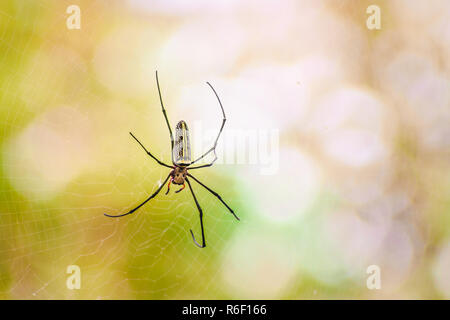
left=0, top=0, right=449, bottom=299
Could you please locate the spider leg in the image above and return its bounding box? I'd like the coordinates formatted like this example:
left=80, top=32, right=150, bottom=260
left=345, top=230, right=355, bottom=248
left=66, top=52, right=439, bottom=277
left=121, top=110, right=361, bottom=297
left=186, top=178, right=206, bottom=248
left=187, top=173, right=239, bottom=221
left=165, top=178, right=173, bottom=195
left=175, top=182, right=185, bottom=193
left=155, top=71, right=175, bottom=162
left=129, top=132, right=173, bottom=169
left=187, top=162, right=214, bottom=170
left=189, top=82, right=225, bottom=168
left=104, top=174, right=171, bottom=218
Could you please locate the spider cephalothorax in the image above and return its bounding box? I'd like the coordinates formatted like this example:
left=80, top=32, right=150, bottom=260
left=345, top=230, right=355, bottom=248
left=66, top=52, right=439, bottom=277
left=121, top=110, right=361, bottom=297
left=172, top=166, right=187, bottom=185
left=166, top=166, right=188, bottom=194
left=104, top=71, right=239, bottom=248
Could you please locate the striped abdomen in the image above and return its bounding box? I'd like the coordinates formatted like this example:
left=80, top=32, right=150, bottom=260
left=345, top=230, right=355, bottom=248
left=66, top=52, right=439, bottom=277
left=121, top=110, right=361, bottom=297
left=173, top=120, right=191, bottom=166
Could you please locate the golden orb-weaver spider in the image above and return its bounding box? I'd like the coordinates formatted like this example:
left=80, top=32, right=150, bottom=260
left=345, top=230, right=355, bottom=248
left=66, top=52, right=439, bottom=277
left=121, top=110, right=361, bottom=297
left=104, top=71, right=239, bottom=248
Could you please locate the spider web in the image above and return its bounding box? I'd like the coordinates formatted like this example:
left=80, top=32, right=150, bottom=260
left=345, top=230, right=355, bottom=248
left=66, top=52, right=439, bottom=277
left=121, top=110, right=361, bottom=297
left=0, top=0, right=244, bottom=299
left=4, top=0, right=448, bottom=301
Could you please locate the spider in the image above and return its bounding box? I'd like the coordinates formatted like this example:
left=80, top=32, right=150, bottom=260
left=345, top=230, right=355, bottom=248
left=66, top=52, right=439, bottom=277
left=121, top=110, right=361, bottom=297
left=104, top=71, right=240, bottom=248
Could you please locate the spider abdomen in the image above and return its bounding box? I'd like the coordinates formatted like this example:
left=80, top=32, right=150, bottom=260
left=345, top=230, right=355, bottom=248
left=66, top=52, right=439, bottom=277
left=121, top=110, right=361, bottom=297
left=173, top=120, right=191, bottom=166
